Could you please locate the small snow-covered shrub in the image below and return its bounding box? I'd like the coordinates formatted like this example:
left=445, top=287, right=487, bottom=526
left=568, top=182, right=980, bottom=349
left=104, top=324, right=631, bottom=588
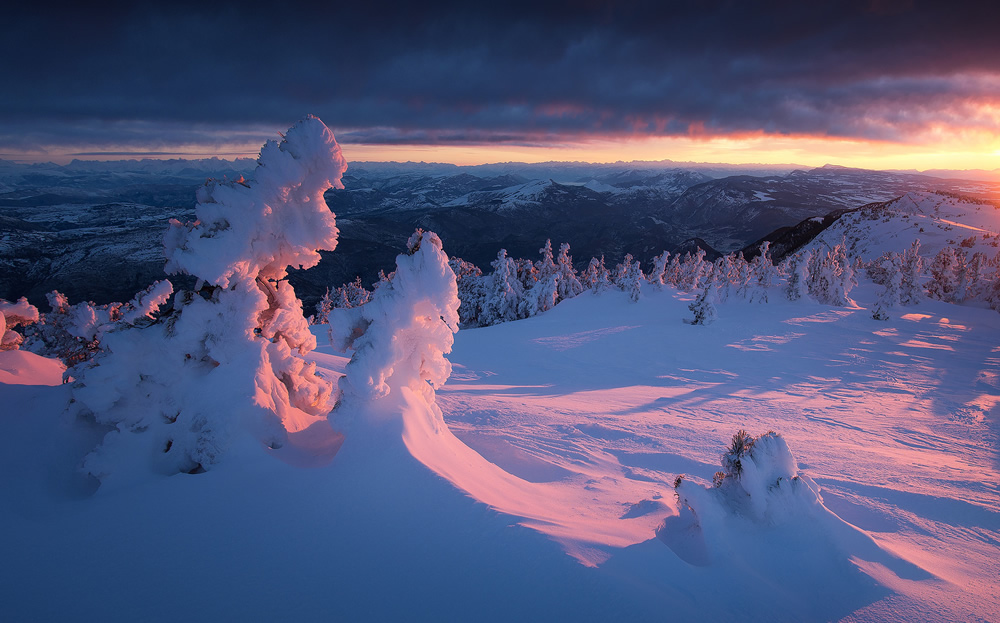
left=677, top=429, right=820, bottom=524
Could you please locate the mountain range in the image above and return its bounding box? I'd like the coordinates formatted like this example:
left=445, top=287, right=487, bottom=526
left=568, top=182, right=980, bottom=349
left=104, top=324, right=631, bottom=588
left=2, top=158, right=998, bottom=309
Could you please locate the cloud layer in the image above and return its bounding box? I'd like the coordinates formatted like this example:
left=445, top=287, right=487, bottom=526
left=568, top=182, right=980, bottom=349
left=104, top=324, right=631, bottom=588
left=4, top=1, right=1000, bottom=155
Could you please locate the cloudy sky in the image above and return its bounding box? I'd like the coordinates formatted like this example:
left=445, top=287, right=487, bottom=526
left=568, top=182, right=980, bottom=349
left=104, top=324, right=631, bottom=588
left=4, top=0, right=999, bottom=169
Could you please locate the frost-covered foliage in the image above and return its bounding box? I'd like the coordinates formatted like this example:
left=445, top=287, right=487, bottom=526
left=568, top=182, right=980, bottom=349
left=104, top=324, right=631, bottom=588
left=314, top=277, right=373, bottom=323
left=581, top=256, right=612, bottom=292
left=479, top=249, right=525, bottom=327
left=678, top=249, right=708, bottom=292
left=0, top=297, right=39, bottom=351
left=613, top=254, right=644, bottom=302
left=926, top=247, right=958, bottom=301
left=449, top=256, right=486, bottom=327
left=748, top=242, right=778, bottom=303
left=331, top=230, right=459, bottom=410
left=555, top=243, right=585, bottom=301
left=647, top=251, right=671, bottom=288
left=70, top=116, right=345, bottom=484
left=24, top=283, right=173, bottom=366
left=687, top=274, right=719, bottom=325
left=807, top=240, right=856, bottom=306
left=676, top=429, right=820, bottom=523
left=782, top=251, right=811, bottom=301
left=872, top=261, right=902, bottom=321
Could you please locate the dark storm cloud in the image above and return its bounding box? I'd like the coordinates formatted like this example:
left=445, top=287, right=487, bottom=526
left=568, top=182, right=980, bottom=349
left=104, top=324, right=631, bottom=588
left=3, top=0, right=1000, bottom=152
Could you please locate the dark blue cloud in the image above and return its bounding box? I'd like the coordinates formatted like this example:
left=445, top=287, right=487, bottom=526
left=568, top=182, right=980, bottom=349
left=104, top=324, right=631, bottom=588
left=3, top=0, right=999, bottom=152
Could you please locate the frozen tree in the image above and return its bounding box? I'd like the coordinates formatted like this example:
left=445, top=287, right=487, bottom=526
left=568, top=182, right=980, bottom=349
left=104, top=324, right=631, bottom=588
left=449, top=256, right=486, bottom=327
left=664, top=254, right=683, bottom=288
left=965, top=252, right=988, bottom=301
left=872, top=261, right=902, bottom=321
left=524, top=240, right=560, bottom=316
left=71, top=116, right=346, bottom=484
left=679, top=249, right=708, bottom=292
left=479, top=249, right=525, bottom=326
left=748, top=242, right=779, bottom=303
left=783, top=251, right=811, bottom=301
left=314, top=288, right=335, bottom=325
left=926, top=247, right=957, bottom=301
left=687, top=273, right=719, bottom=325
left=647, top=251, right=671, bottom=288
left=555, top=243, right=584, bottom=301
left=581, top=256, right=612, bottom=293
left=0, top=297, right=40, bottom=351
left=808, top=241, right=855, bottom=306
left=952, top=251, right=969, bottom=303
left=331, top=230, right=459, bottom=409
left=899, top=240, right=924, bottom=306
left=614, top=254, right=643, bottom=302
left=735, top=255, right=753, bottom=300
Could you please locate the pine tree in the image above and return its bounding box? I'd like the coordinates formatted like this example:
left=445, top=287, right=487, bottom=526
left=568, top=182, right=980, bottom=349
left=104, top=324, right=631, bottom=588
left=927, top=247, right=957, bottom=301
left=581, top=256, right=612, bottom=292
left=783, top=251, right=811, bottom=301
left=449, top=256, right=486, bottom=327
left=555, top=243, right=584, bottom=302
left=688, top=274, right=719, bottom=325
left=479, top=249, right=525, bottom=326
left=872, top=262, right=902, bottom=321
left=899, top=240, right=923, bottom=306
left=647, top=251, right=670, bottom=287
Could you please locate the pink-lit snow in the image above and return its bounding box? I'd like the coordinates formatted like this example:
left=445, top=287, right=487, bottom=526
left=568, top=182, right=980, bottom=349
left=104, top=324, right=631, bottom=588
left=1, top=281, right=998, bottom=621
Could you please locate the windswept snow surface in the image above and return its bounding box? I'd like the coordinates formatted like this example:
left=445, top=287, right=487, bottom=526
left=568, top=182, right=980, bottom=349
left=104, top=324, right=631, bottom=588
left=2, top=286, right=999, bottom=621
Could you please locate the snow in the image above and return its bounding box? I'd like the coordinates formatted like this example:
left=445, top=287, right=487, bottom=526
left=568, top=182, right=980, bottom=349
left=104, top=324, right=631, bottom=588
left=3, top=274, right=997, bottom=621
left=0, top=349, right=64, bottom=385
left=804, top=191, right=1000, bottom=260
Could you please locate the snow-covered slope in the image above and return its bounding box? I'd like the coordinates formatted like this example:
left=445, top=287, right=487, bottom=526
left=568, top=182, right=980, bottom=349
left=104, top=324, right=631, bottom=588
left=2, top=279, right=998, bottom=621
left=802, top=191, right=1000, bottom=260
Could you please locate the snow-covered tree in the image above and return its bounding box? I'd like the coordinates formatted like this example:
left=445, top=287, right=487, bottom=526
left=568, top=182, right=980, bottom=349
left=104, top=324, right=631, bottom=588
left=331, top=230, right=459, bottom=410
left=687, top=273, right=719, bottom=325
left=555, top=243, right=584, bottom=301
left=807, top=240, right=855, bottom=306
left=899, top=240, right=924, bottom=306
left=449, top=256, right=486, bottom=327
left=524, top=240, right=560, bottom=316
left=479, top=249, right=525, bottom=326
left=926, top=247, right=957, bottom=301
left=748, top=242, right=779, bottom=303
left=872, top=261, right=902, bottom=321
left=614, top=254, right=643, bottom=302
left=71, top=116, right=346, bottom=484
left=679, top=249, right=708, bottom=292
left=783, top=251, right=811, bottom=301
left=664, top=254, right=683, bottom=288
left=581, top=256, right=612, bottom=293
left=647, top=251, right=671, bottom=288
